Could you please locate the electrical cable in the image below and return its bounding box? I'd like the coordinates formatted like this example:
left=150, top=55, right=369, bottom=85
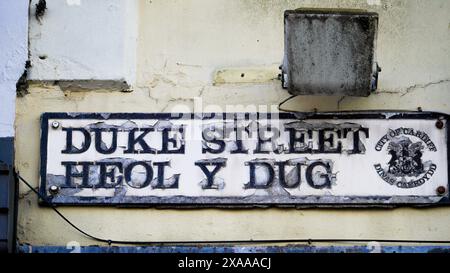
left=17, top=173, right=114, bottom=245
left=278, top=95, right=299, bottom=113
left=16, top=172, right=450, bottom=246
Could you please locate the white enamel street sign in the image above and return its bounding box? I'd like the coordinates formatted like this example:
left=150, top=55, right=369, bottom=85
left=39, top=112, right=450, bottom=207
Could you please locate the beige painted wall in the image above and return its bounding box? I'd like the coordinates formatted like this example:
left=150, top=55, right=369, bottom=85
left=16, top=0, right=450, bottom=246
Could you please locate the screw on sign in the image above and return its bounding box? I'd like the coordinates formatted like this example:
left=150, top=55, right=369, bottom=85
left=51, top=121, right=60, bottom=129
left=49, top=185, right=59, bottom=195
left=437, top=186, right=447, bottom=195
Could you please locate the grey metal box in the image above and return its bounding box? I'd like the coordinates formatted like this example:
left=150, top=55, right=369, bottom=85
left=282, top=9, right=379, bottom=96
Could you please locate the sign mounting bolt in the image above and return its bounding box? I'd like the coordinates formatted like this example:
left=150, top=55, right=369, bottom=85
left=49, top=185, right=60, bottom=195
left=436, top=120, right=444, bottom=129
left=51, top=121, right=60, bottom=129
left=437, top=186, right=446, bottom=195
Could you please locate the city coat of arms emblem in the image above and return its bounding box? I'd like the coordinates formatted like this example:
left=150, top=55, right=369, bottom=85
left=374, top=128, right=437, bottom=189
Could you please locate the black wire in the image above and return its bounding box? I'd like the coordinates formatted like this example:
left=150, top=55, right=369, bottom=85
left=16, top=172, right=450, bottom=246
left=278, top=95, right=298, bottom=113
left=17, top=173, right=113, bottom=245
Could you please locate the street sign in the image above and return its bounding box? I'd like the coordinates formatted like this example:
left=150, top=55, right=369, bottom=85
left=39, top=112, right=449, bottom=207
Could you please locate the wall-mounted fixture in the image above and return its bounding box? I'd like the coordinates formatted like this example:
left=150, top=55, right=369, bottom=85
left=281, top=9, right=380, bottom=97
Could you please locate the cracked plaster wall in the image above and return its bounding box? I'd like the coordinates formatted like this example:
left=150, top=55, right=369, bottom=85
left=15, top=0, right=450, bottom=246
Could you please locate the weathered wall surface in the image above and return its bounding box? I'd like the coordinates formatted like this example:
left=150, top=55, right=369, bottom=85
left=28, top=0, right=138, bottom=86
left=16, top=0, right=450, bottom=246
left=0, top=0, right=28, bottom=137
left=0, top=0, right=28, bottom=252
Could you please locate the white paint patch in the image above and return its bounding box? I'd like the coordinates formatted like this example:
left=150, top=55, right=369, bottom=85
left=66, top=0, right=82, bottom=6
left=367, top=0, right=381, bottom=6
left=29, top=0, right=138, bottom=86
left=0, top=0, right=28, bottom=137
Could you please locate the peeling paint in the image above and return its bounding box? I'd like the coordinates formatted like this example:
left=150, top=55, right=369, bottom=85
left=36, top=112, right=449, bottom=207
left=55, top=80, right=132, bottom=93
left=214, top=66, right=280, bottom=85
left=35, top=0, right=47, bottom=22
left=17, top=244, right=450, bottom=253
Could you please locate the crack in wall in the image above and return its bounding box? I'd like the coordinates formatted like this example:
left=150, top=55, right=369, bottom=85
left=160, top=98, right=195, bottom=112
left=337, top=96, right=346, bottom=110
left=400, top=79, right=450, bottom=97
left=376, top=79, right=450, bottom=97
left=338, top=78, right=450, bottom=109
left=375, top=90, right=398, bottom=94
left=140, top=80, right=206, bottom=112
left=18, top=188, right=37, bottom=200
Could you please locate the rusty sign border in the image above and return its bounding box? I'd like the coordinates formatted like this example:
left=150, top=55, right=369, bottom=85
left=39, top=111, right=450, bottom=208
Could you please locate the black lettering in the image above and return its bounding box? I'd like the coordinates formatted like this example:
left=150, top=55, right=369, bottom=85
left=161, top=127, right=185, bottom=154
left=124, top=128, right=156, bottom=154
left=93, top=128, right=118, bottom=154
left=98, top=162, right=123, bottom=188
left=316, top=129, right=342, bottom=153
left=254, top=125, right=281, bottom=154
left=286, top=128, right=312, bottom=153
left=195, top=160, right=227, bottom=189
left=61, top=161, right=94, bottom=187
left=275, top=161, right=301, bottom=189
left=202, top=127, right=226, bottom=154
left=153, top=161, right=179, bottom=189
left=230, top=125, right=249, bottom=154
left=62, top=128, right=91, bottom=154
left=352, top=128, right=369, bottom=154
left=306, top=161, right=332, bottom=189
left=244, top=162, right=274, bottom=189
left=124, top=161, right=153, bottom=189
